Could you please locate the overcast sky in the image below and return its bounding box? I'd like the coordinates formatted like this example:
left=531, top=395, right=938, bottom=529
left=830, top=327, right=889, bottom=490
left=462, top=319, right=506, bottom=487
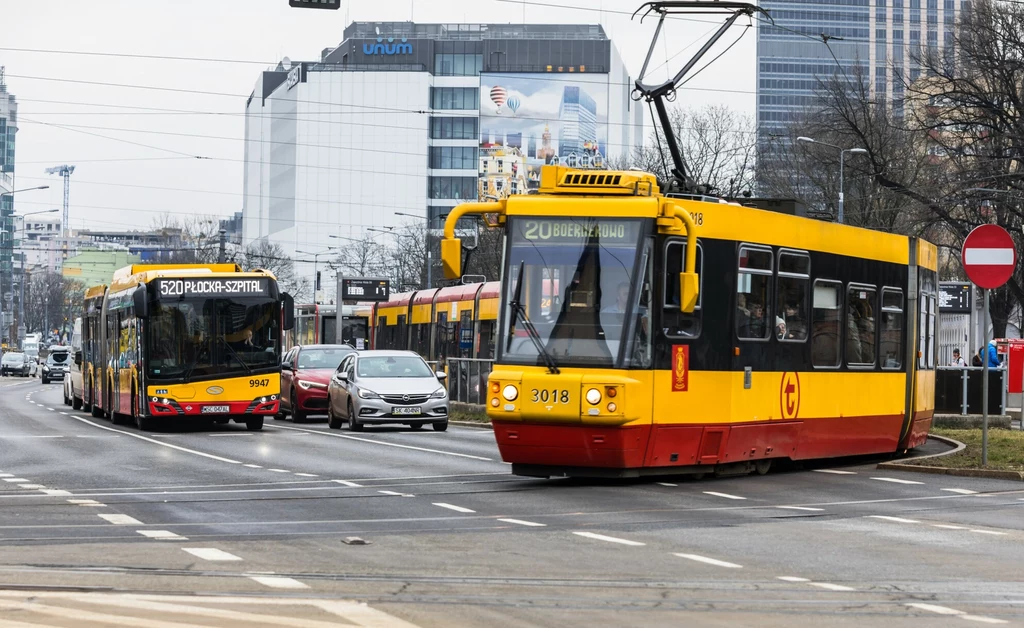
left=1, top=0, right=756, bottom=240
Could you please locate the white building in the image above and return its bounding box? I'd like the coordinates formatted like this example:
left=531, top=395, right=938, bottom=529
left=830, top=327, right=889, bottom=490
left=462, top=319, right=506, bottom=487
left=242, top=22, right=643, bottom=301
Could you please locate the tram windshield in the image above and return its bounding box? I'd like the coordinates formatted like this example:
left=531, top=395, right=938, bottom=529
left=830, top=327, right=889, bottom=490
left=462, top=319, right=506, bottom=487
left=500, top=217, right=647, bottom=368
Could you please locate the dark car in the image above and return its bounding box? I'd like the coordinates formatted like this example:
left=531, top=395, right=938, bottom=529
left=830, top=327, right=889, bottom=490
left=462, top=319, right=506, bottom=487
left=1, top=352, right=32, bottom=377
left=41, top=346, right=72, bottom=384
left=279, top=344, right=355, bottom=421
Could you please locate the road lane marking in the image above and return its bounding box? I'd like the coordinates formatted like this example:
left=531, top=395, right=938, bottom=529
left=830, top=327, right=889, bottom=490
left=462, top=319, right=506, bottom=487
left=867, top=515, right=920, bottom=523
left=268, top=469, right=291, bottom=473
left=273, top=424, right=494, bottom=461
left=333, top=480, right=362, bottom=487
left=808, top=582, right=855, bottom=591
left=673, top=553, right=742, bottom=569
left=0, top=474, right=11, bottom=478
left=970, top=529, right=1008, bottom=536
left=378, top=490, right=414, bottom=497
left=433, top=503, right=475, bottom=513
left=498, top=518, right=546, bottom=527
left=871, top=477, right=925, bottom=485
left=136, top=530, right=186, bottom=540
left=294, top=473, right=319, bottom=477
left=933, top=524, right=968, bottom=530
left=248, top=575, right=309, bottom=589
left=572, top=532, right=645, bottom=546
left=182, top=548, right=243, bottom=561
left=41, top=489, right=71, bottom=496
left=17, top=484, right=45, bottom=490
left=776, top=506, right=825, bottom=512
left=68, top=499, right=104, bottom=506
left=777, top=576, right=810, bottom=582
left=243, top=464, right=263, bottom=468
left=703, top=491, right=746, bottom=500
left=46, top=407, right=55, bottom=411
left=98, top=514, right=143, bottom=525
left=656, top=482, right=678, bottom=487
left=907, top=603, right=1008, bottom=624
left=3, top=479, right=29, bottom=483
left=208, top=433, right=255, bottom=437
left=64, top=415, right=242, bottom=464
left=813, top=469, right=857, bottom=475
left=941, top=488, right=979, bottom=495
left=59, top=411, right=68, bottom=415
left=960, top=616, right=1009, bottom=625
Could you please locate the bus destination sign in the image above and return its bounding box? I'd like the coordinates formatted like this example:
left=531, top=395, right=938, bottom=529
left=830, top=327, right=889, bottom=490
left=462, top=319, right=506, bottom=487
left=938, top=282, right=971, bottom=313
left=157, top=278, right=268, bottom=298
left=514, top=218, right=641, bottom=244
left=341, top=277, right=390, bottom=302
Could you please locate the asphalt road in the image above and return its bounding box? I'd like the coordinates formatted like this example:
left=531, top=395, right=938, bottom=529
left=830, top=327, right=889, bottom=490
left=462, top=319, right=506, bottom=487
left=1, top=375, right=1023, bottom=627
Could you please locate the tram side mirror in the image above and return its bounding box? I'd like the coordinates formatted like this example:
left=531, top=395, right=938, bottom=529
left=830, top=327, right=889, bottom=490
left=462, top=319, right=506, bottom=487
left=441, top=238, right=462, bottom=279
left=74, top=351, right=82, bottom=367
left=132, top=286, right=149, bottom=319
left=679, top=272, right=699, bottom=314
left=282, top=292, right=295, bottom=331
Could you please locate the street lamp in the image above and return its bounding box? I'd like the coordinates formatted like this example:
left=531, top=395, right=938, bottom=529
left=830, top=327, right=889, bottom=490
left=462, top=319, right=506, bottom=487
left=796, top=137, right=868, bottom=224
left=296, top=247, right=338, bottom=305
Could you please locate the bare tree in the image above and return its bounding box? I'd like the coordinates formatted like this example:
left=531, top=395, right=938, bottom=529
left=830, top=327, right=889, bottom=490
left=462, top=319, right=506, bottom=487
left=23, top=272, right=83, bottom=340
left=148, top=213, right=234, bottom=263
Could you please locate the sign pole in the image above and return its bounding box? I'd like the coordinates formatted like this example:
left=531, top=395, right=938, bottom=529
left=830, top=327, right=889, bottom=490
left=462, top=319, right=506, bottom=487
left=982, top=287, right=989, bottom=467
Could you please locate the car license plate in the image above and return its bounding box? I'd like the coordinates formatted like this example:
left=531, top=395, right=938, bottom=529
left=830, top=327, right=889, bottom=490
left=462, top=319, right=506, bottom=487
left=201, top=405, right=230, bottom=414
left=392, top=406, right=421, bottom=416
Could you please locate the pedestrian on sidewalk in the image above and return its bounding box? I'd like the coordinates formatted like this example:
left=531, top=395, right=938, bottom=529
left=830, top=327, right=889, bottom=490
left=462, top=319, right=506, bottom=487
left=951, top=348, right=967, bottom=367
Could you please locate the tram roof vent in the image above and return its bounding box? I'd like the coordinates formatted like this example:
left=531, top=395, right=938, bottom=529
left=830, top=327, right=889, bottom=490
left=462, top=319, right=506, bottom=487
left=538, top=165, right=658, bottom=196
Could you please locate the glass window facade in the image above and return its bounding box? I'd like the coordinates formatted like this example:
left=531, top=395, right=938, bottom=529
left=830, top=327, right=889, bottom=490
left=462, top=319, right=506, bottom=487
left=430, top=116, right=478, bottom=140
left=428, top=176, right=477, bottom=200
left=430, top=87, right=479, bottom=110
left=429, top=146, right=478, bottom=170
left=433, top=53, right=483, bottom=76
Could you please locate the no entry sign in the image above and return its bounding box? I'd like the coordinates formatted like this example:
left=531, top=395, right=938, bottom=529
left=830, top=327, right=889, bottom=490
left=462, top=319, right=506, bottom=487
left=962, top=224, right=1017, bottom=289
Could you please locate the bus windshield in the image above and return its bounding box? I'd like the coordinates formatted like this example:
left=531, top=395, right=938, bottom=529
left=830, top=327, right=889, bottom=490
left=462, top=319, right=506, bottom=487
left=146, top=297, right=280, bottom=381
left=500, top=216, right=647, bottom=368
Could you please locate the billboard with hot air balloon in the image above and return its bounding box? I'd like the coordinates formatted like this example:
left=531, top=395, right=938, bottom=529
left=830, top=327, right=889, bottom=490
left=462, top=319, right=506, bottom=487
left=479, top=73, right=609, bottom=196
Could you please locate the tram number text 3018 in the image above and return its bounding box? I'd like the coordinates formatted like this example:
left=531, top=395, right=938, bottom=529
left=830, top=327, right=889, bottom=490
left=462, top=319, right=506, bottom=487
left=531, top=389, right=571, bottom=404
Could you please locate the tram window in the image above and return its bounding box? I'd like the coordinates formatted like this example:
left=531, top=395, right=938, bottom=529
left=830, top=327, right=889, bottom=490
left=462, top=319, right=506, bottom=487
left=478, top=320, right=496, bottom=359
left=846, top=285, right=877, bottom=367
left=811, top=280, right=842, bottom=368
left=880, top=288, right=903, bottom=369
left=777, top=250, right=810, bottom=342
left=396, top=315, right=407, bottom=350
left=663, top=240, right=702, bottom=338
left=736, top=246, right=773, bottom=341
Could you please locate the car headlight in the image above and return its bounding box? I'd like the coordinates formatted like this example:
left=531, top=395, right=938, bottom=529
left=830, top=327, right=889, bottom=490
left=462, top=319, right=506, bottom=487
left=502, top=385, right=518, bottom=401
left=430, top=388, right=447, bottom=399
left=42, top=366, right=49, bottom=372
left=297, top=379, right=327, bottom=390
left=358, top=388, right=380, bottom=399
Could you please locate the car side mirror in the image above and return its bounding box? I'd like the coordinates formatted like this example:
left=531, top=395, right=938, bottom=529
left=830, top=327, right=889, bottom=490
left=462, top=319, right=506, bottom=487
left=281, top=363, right=292, bottom=371
left=335, top=371, right=349, bottom=381
left=435, top=371, right=447, bottom=380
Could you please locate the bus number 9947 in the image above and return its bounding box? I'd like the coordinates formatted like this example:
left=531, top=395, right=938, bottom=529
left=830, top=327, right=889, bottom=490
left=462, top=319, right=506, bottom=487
left=250, top=378, right=271, bottom=388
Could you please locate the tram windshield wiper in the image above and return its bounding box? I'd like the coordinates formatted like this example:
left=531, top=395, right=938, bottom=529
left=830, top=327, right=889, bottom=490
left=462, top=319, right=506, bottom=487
left=506, top=261, right=560, bottom=374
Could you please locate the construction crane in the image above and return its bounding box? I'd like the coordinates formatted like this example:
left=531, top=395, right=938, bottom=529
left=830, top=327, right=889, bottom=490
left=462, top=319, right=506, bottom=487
left=44, top=165, right=75, bottom=260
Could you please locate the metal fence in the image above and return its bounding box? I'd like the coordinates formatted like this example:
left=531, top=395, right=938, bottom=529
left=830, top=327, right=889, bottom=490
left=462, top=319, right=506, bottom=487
left=935, top=366, right=1007, bottom=416
left=445, top=358, right=494, bottom=405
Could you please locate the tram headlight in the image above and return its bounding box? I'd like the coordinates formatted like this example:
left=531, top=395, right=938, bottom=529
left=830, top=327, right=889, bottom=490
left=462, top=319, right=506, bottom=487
left=501, top=385, right=519, bottom=401
left=585, top=388, right=602, bottom=405
left=490, top=397, right=500, bottom=408
left=607, top=402, right=617, bottom=413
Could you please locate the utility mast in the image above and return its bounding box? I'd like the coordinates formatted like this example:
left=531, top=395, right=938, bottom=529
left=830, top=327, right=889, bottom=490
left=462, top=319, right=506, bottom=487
left=44, top=165, right=75, bottom=263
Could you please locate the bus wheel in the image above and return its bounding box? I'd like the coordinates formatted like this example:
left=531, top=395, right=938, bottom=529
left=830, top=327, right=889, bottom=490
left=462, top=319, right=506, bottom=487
left=246, top=417, right=264, bottom=431
left=754, top=459, right=772, bottom=476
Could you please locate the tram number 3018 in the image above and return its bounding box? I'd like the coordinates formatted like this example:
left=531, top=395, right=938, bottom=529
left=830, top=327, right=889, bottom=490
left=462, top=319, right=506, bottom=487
left=689, top=212, right=704, bottom=226
left=531, top=389, right=570, bottom=404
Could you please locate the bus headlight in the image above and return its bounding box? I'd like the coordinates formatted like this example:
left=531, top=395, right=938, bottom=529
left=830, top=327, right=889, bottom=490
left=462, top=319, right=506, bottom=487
left=502, top=385, right=519, bottom=401
left=585, top=388, right=601, bottom=405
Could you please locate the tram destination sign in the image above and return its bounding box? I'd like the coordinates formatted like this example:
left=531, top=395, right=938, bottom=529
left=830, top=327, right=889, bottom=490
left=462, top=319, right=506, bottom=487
left=939, top=282, right=972, bottom=313
left=514, top=218, right=641, bottom=244
left=156, top=278, right=269, bottom=298
left=341, top=277, right=390, bottom=302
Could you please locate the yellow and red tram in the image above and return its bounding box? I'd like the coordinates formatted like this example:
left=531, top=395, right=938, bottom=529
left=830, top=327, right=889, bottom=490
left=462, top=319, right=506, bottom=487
left=438, top=165, right=937, bottom=478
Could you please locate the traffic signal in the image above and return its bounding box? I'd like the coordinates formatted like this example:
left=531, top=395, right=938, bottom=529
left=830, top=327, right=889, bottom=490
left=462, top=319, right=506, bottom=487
left=288, top=0, right=341, bottom=9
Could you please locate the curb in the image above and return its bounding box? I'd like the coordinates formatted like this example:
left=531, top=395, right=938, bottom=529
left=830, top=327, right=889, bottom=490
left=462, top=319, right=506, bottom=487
left=877, top=434, right=1024, bottom=481
left=450, top=420, right=493, bottom=430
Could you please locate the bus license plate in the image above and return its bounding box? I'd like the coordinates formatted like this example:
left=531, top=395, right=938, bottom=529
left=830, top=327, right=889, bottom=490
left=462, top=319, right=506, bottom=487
left=201, top=405, right=230, bottom=414
left=392, top=406, right=421, bottom=416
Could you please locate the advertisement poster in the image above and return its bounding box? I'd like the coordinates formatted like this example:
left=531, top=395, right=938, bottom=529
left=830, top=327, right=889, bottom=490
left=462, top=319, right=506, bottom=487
left=479, top=73, right=609, bottom=198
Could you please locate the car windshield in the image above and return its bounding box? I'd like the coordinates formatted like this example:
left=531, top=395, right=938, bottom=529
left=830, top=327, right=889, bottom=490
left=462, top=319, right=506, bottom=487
left=298, top=348, right=351, bottom=370
left=146, top=297, right=281, bottom=381
left=500, top=216, right=646, bottom=368
left=357, top=356, right=433, bottom=378
left=3, top=353, right=25, bottom=363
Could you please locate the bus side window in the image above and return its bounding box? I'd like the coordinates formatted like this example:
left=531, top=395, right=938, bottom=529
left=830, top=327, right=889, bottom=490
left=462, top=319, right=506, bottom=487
left=662, top=240, right=702, bottom=338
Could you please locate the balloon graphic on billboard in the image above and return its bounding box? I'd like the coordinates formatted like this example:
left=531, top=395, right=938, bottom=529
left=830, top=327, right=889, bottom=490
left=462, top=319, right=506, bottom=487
left=490, top=86, right=507, bottom=113
left=505, top=96, right=520, bottom=115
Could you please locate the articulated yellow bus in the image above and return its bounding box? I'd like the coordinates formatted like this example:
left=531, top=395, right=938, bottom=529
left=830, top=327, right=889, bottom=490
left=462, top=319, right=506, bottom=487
left=440, top=166, right=937, bottom=478
left=88, top=264, right=294, bottom=431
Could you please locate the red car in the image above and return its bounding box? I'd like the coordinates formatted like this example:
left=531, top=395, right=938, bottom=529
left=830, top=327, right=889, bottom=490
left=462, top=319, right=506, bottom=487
left=280, top=344, right=355, bottom=422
